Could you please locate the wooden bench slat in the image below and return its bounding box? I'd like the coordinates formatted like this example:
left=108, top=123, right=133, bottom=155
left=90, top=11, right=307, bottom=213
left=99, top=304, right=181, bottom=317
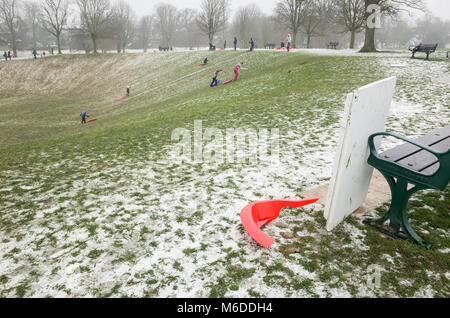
left=411, top=44, right=438, bottom=51
left=420, top=162, right=441, bottom=176
left=379, top=126, right=450, bottom=162
left=395, top=137, right=450, bottom=174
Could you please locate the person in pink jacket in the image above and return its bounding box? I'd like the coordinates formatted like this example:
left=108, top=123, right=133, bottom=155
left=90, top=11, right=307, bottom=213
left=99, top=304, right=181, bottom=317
left=224, top=62, right=247, bottom=85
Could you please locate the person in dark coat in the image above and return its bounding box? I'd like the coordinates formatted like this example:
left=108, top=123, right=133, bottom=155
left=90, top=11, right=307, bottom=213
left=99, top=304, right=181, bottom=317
left=210, top=70, right=222, bottom=87
left=234, top=37, right=237, bottom=51
left=3, top=52, right=7, bottom=61
left=249, top=38, right=255, bottom=52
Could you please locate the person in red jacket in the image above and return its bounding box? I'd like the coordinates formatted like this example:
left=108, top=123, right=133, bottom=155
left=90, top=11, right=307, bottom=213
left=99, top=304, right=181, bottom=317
left=224, top=62, right=246, bottom=85
left=233, top=62, right=246, bottom=81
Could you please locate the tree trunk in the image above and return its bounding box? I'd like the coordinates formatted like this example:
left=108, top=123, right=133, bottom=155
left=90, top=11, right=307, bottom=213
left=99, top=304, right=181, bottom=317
left=292, top=33, right=296, bottom=49
left=209, top=32, right=214, bottom=45
left=143, top=39, right=147, bottom=52
left=306, top=34, right=312, bottom=49
left=92, top=35, right=98, bottom=54
left=360, top=0, right=379, bottom=52
left=56, top=33, right=62, bottom=54
left=11, top=33, right=17, bottom=57
left=32, top=28, right=37, bottom=49
left=350, top=30, right=356, bottom=49
left=359, top=26, right=376, bottom=52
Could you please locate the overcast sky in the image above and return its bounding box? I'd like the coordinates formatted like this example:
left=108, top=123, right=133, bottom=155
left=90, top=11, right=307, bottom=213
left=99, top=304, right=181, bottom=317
left=127, top=0, right=450, bottom=21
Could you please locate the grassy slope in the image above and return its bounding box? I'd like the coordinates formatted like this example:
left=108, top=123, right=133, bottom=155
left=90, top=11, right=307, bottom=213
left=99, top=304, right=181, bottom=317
left=0, top=51, right=448, bottom=298
left=0, top=50, right=377, bottom=144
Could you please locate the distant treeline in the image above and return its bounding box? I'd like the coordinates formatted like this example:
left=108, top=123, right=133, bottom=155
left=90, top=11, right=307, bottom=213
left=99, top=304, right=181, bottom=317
left=0, top=0, right=447, bottom=57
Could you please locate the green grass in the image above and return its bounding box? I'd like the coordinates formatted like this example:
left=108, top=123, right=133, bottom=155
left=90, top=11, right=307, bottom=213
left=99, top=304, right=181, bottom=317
left=0, top=50, right=448, bottom=298
left=277, top=187, right=450, bottom=298
left=0, top=51, right=377, bottom=157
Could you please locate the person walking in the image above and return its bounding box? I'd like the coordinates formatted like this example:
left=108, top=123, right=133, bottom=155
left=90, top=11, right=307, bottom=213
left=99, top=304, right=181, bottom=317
left=7, top=51, right=12, bottom=60
left=3, top=52, right=7, bottom=61
left=80, top=111, right=89, bottom=124
left=234, top=37, right=237, bottom=51
left=32, top=49, right=37, bottom=59
left=249, top=38, right=255, bottom=52
left=224, top=40, right=227, bottom=50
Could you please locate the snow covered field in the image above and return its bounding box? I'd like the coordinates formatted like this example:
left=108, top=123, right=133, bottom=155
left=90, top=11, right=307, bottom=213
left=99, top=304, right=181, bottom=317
left=0, top=49, right=448, bottom=298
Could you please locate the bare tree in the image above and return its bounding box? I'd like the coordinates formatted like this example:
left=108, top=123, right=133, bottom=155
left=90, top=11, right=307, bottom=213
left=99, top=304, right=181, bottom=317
left=412, top=14, right=450, bottom=49
left=360, top=0, right=424, bottom=52
left=24, top=0, right=41, bottom=49
left=76, top=0, right=112, bottom=53
left=299, top=0, right=333, bottom=48
left=258, top=14, right=276, bottom=48
left=197, top=0, right=229, bottom=44
left=67, top=27, right=92, bottom=53
left=40, top=0, right=69, bottom=54
left=137, top=15, right=152, bottom=52
left=233, top=4, right=262, bottom=48
left=275, top=0, right=306, bottom=48
left=333, top=0, right=366, bottom=48
left=177, top=8, right=198, bottom=49
left=0, top=0, right=20, bottom=56
left=111, top=0, right=135, bottom=53
left=155, top=3, right=178, bottom=48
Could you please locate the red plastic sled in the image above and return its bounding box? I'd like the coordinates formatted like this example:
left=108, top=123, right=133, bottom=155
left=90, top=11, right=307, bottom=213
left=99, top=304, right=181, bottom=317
left=88, top=118, right=98, bottom=123
left=223, top=79, right=233, bottom=85
left=117, top=97, right=125, bottom=101
left=198, top=63, right=206, bottom=66
left=240, top=198, right=319, bottom=248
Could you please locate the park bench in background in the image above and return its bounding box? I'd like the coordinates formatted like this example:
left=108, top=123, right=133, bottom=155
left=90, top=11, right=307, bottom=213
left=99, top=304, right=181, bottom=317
left=408, top=43, right=438, bottom=60
left=265, top=43, right=276, bottom=50
left=364, top=125, right=450, bottom=249
left=327, top=42, right=339, bottom=49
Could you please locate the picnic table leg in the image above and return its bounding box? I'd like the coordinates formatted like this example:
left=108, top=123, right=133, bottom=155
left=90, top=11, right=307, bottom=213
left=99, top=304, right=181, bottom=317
left=364, top=173, right=431, bottom=249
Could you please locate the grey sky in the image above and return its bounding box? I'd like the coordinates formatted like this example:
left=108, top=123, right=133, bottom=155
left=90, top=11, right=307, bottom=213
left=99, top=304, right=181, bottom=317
left=127, top=0, right=450, bottom=21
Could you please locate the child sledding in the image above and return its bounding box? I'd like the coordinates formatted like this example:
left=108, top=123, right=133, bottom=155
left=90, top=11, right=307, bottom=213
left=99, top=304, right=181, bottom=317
left=210, top=70, right=222, bottom=87
left=199, top=57, right=208, bottom=66
left=117, top=86, right=131, bottom=101
left=223, top=62, right=246, bottom=85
